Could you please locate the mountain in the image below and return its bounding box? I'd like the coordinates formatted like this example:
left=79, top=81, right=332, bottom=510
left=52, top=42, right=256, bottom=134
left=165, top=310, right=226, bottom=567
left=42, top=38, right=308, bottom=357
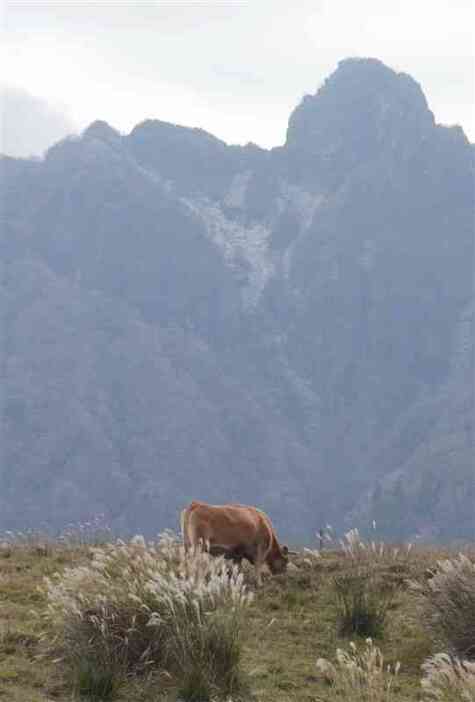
left=1, top=58, right=473, bottom=542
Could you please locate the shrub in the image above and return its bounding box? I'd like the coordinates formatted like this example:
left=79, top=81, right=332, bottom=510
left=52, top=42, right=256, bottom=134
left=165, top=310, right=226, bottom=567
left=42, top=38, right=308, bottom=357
left=421, top=653, right=475, bottom=701
left=315, top=638, right=401, bottom=701
left=74, top=656, right=121, bottom=701
left=42, top=533, right=252, bottom=700
left=332, top=529, right=412, bottom=637
left=410, top=554, right=475, bottom=658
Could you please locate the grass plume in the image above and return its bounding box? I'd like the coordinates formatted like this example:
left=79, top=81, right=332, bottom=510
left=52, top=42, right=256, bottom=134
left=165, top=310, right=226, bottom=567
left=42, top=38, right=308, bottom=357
left=316, top=638, right=402, bottom=701
left=410, top=553, right=475, bottom=659
left=41, top=532, right=252, bottom=699
left=332, top=528, right=413, bottom=637
left=421, top=653, right=475, bottom=701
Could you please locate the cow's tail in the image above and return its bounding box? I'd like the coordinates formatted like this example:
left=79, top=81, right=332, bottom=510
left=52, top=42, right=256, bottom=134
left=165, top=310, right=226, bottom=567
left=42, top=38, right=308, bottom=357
left=180, top=503, right=207, bottom=556
left=260, top=510, right=276, bottom=563
left=180, top=508, right=190, bottom=553
left=180, top=508, right=185, bottom=539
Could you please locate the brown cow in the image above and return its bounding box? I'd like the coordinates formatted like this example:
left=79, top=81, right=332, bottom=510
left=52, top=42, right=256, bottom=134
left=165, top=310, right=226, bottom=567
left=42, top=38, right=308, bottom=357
left=180, top=500, right=289, bottom=586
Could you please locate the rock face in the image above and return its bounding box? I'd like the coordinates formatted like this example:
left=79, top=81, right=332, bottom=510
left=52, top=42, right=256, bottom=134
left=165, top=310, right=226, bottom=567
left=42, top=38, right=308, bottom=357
left=1, top=58, right=474, bottom=541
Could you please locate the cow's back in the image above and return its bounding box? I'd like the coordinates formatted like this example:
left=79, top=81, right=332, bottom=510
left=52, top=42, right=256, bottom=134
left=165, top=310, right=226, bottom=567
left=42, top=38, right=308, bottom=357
left=183, top=501, right=270, bottom=551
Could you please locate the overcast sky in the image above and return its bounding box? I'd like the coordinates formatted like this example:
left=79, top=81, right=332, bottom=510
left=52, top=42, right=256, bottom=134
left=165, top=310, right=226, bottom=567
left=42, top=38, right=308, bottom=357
left=1, top=0, right=474, bottom=157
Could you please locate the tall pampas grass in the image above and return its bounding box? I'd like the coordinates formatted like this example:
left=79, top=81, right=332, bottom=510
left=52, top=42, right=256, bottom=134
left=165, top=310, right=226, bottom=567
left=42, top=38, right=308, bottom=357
left=421, top=653, right=475, bottom=700
left=42, top=532, right=252, bottom=699
left=332, top=529, right=413, bottom=637
left=316, top=638, right=401, bottom=701
left=410, top=553, right=475, bottom=659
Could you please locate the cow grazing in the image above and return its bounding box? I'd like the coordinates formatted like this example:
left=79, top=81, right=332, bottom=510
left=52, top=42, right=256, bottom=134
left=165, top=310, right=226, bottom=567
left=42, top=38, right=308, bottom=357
left=180, top=500, right=289, bottom=586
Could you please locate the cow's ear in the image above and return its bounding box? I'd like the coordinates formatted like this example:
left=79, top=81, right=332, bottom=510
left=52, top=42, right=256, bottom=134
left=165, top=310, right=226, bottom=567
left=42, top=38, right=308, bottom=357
left=282, top=545, right=289, bottom=556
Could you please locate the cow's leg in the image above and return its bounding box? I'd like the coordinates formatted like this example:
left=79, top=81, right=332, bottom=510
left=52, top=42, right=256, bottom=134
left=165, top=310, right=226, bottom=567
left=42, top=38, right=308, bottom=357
left=197, top=536, right=211, bottom=554
left=255, top=543, right=266, bottom=587
left=255, top=562, right=263, bottom=587
left=183, top=529, right=193, bottom=554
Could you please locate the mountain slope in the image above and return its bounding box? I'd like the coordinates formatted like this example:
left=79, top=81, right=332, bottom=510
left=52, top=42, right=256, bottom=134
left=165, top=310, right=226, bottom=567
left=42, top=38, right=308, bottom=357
left=1, top=58, right=473, bottom=540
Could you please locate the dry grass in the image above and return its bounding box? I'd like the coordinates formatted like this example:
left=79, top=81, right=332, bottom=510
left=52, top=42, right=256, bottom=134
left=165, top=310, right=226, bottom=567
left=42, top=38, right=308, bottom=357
left=331, top=529, right=414, bottom=638
left=0, top=542, right=86, bottom=701
left=41, top=533, right=252, bottom=700
left=421, top=653, right=475, bottom=701
left=410, top=553, right=475, bottom=659
left=0, top=534, right=471, bottom=701
left=316, top=638, right=402, bottom=701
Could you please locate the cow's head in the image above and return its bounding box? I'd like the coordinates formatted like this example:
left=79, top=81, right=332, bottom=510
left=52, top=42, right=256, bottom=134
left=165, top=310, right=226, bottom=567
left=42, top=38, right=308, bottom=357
left=268, top=544, right=289, bottom=574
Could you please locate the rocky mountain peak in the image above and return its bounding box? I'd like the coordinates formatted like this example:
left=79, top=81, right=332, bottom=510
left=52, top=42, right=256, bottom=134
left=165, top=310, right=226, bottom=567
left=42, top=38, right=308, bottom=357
left=83, top=120, right=122, bottom=144
left=285, top=57, right=435, bottom=167
left=127, top=120, right=239, bottom=198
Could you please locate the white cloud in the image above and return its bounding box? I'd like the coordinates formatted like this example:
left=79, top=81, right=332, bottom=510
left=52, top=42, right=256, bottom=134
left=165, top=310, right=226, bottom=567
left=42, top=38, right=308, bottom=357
left=1, top=84, right=76, bottom=157
left=1, top=0, right=473, bottom=147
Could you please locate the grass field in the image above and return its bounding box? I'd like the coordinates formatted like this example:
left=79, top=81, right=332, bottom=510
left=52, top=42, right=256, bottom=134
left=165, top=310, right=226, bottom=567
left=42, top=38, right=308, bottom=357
left=0, top=538, right=464, bottom=701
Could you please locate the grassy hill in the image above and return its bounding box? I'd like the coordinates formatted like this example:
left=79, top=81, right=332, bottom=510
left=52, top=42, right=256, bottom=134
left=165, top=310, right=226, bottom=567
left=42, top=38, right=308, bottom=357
left=0, top=534, right=470, bottom=701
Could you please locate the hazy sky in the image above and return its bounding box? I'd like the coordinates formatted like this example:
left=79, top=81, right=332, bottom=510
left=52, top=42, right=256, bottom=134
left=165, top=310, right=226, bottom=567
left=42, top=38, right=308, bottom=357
left=1, top=0, right=474, bottom=156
